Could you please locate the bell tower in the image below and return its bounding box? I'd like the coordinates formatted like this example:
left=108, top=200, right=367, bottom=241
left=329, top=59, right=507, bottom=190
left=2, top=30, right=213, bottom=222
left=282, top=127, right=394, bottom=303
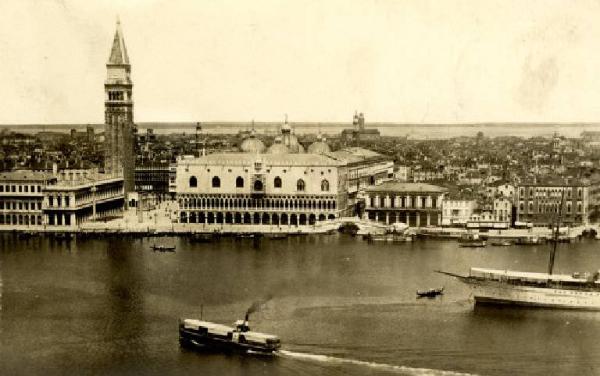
left=104, top=19, right=135, bottom=197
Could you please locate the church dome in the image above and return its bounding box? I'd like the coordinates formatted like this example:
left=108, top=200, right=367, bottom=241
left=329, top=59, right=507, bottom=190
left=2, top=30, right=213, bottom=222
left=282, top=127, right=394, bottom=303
left=307, top=140, right=331, bottom=154
left=239, top=135, right=266, bottom=153
left=267, top=143, right=290, bottom=154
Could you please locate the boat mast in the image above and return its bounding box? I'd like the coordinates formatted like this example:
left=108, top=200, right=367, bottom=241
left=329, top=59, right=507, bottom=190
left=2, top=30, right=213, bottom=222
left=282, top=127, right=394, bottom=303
left=548, top=188, right=566, bottom=276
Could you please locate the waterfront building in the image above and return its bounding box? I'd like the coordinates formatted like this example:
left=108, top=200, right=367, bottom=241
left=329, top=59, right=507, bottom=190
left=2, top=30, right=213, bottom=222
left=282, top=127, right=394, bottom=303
left=362, top=181, right=446, bottom=227
left=0, top=171, right=56, bottom=227
left=328, top=147, right=393, bottom=194
left=493, top=196, right=514, bottom=224
left=441, top=198, right=478, bottom=226
left=173, top=153, right=347, bottom=226
left=516, top=178, right=590, bottom=227
left=104, top=20, right=135, bottom=198
left=43, top=172, right=125, bottom=227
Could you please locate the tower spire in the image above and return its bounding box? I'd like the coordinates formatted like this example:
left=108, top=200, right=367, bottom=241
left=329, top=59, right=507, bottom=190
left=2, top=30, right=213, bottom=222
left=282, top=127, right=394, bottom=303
left=108, top=18, right=130, bottom=65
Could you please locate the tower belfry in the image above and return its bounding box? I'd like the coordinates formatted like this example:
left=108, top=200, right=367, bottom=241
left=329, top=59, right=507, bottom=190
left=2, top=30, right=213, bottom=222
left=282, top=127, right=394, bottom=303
left=104, top=18, right=135, bottom=198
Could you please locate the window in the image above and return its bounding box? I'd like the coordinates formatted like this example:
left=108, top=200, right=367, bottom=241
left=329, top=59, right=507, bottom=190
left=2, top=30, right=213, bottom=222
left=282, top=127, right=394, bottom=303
left=321, top=179, right=329, bottom=192
left=189, top=176, right=197, bottom=188
left=236, top=176, right=244, bottom=188
left=254, top=180, right=263, bottom=191
left=49, top=196, right=53, bottom=207
left=297, top=179, right=305, bottom=192
left=274, top=176, right=282, bottom=188
left=65, top=197, right=70, bottom=207
left=212, top=176, right=221, bottom=188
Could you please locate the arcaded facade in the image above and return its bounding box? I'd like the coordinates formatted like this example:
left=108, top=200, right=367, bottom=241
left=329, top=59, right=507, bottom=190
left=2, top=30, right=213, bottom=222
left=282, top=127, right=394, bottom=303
left=174, top=153, right=349, bottom=226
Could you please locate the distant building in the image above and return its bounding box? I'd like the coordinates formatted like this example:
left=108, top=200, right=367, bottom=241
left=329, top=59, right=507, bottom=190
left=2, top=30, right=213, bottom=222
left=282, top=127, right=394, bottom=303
left=135, top=164, right=171, bottom=199
left=516, top=178, right=590, bottom=226
left=104, top=20, right=135, bottom=198
left=362, top=181, right=446, bottom=227
left=341, top=112, right=380, bottom=142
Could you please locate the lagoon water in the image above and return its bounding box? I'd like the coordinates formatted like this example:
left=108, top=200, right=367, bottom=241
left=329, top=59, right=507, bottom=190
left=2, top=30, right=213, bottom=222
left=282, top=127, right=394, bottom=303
left=1, top=233, right=600, bottom=375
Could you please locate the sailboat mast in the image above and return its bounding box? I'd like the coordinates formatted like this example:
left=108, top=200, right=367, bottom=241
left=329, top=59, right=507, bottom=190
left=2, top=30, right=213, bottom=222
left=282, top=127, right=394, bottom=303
left=548, top=188, right=566, bottom=275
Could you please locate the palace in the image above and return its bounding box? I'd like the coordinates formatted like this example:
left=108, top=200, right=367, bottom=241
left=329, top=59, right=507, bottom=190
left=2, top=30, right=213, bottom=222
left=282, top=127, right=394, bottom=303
left=174, top=153, right=347, bottom=226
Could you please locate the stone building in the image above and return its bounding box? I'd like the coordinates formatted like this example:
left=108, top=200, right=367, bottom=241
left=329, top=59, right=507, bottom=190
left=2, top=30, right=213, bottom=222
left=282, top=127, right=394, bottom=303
left=0, top=171, right=56, bottom=227
left=516, top=178, right=590, bottom=226
left=43, top=172, right=125, bottom=228
left=174, top=153, right=347, bottom=226
left=362, top=181, right=446, bottom=227
left=104, top=20, right=135, bottom=198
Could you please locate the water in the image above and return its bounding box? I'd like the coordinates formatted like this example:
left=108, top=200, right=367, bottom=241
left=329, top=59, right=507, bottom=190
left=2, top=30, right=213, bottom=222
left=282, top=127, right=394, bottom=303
left=6, top=122, right=600, bottom=139
left=1, top=233, right=600, bottom=375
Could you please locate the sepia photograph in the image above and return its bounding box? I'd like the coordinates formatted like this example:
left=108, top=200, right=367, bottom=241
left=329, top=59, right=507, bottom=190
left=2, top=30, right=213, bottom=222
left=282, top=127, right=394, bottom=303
left=1, top=0, right=600, bottom=375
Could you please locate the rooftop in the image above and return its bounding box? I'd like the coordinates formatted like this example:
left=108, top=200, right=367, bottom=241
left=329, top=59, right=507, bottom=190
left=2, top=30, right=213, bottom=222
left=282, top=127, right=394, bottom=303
left=364, top=181, right=447, bottom=194
left=0, top=170, right=53, bottom=182
left=179, top=153, right=343, bottom=167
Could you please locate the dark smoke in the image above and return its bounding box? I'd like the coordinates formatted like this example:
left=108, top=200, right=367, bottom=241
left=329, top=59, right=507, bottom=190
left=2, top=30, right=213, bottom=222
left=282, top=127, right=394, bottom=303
left=245, top=294, right=273, bottom=319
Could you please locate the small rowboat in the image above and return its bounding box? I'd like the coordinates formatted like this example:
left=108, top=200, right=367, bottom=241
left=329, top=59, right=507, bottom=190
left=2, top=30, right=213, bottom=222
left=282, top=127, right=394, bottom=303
left=151, top=244, right=176, bottom=252
left=416, top=287, right=444, bottom=298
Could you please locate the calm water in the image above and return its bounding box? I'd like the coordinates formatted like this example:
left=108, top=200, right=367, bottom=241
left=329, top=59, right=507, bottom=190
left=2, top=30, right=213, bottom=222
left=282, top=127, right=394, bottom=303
left=1, top=234, right=600, bottom=376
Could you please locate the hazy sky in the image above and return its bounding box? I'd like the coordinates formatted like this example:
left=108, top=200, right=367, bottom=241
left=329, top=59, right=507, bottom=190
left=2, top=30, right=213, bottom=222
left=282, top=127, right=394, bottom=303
left=1, top=0, right=600, bottom=124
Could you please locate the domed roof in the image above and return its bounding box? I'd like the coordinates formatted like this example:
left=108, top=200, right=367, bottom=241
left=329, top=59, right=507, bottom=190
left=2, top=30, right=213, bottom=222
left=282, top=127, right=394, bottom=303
left=307, top=140, right=331, bottom=154
left=267, top=143, right=290, bottom=154
left=239, top=136, right=266, bottom=153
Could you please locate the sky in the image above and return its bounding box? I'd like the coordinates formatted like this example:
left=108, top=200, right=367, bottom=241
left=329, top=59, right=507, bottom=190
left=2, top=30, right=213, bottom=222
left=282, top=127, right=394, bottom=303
left=1, top=0, right=600, bottom=124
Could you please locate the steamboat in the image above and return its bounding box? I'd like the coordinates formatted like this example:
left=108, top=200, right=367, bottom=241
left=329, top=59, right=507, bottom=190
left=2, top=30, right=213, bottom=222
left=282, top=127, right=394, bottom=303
left=439, top=191, right=600, bottom=310
left=179, top=314, right=281, bottom=354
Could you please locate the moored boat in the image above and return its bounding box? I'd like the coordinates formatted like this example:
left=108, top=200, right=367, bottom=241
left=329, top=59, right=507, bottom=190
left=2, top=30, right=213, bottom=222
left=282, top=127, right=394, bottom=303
left=490, top=239, right=512, bottom=246
left=179, top=314, right=281, bottom=354
left=514, top=236, right=543, bottom=245
left=458, top=233, right=486, bottom=247
left=439, top=190, right=600, bottom=310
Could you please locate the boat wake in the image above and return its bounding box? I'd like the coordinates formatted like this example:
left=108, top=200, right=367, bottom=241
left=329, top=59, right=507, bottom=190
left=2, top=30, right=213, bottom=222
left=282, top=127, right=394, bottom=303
left=276, top=350, right=476, bottom=375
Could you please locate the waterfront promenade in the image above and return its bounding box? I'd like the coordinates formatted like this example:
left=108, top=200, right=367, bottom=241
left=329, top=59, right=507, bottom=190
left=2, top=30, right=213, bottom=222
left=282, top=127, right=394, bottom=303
left=0, top=200, right=590, bottom=240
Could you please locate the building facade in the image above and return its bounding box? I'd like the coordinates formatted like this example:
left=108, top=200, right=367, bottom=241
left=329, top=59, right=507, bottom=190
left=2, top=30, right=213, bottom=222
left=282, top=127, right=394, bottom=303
left=362, top=182, right=446, bottom=227
left=104, top=20, right=135, bottom=197
left=43, top=173, right=125, bottom=228
left=174, top=153, right=348, bottom=226
left=0, top=171, right=56, bottom=227
left=441, top=199, right=478, bottom=226
left=516, top=179, right=590, bottom=226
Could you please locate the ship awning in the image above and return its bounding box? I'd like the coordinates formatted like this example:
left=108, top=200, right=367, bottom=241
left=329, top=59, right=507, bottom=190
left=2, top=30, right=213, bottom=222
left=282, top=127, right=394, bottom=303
left=470, top=267, right=598, bottom=284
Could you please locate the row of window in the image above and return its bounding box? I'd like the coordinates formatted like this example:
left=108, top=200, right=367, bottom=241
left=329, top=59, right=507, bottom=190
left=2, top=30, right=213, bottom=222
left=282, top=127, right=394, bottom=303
left=189, top=176, right=330, bottom=192
left=368, top=196, right=438, bottom=209
left=48, top=196, right=70, bottom=208
left=0, top=200, right=42, bottom=211
left=0, top=214, right=43, bottom=226
left=519, top=187, right=583, bottom=199
left=518, top=201, right=583, bottom=213
left=0, top=184, right=43, bottom=193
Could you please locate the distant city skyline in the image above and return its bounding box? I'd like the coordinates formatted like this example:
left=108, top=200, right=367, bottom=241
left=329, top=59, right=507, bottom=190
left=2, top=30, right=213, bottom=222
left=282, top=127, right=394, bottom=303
left=1, top=0, right=600, bottom=124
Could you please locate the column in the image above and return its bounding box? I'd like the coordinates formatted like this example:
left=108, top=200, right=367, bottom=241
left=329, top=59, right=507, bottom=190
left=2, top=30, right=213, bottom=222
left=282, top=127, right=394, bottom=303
left=395, top=212, right=399, bottom=223
left=437, top=213, right=441, bottom=226
left=385, top=212, right=389, bottom=224
left=426, top=213, right=430, bottom=227
left=416, top=212, right=421, bottom=227
left=375, top=212, right=379, bottom=222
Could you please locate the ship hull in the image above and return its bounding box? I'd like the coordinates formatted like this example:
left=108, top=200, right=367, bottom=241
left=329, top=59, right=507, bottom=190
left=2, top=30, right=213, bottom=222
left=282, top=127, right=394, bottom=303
left=465, top=279, right=600, bottom=310
left=179, top=328, right=278, bottom=354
